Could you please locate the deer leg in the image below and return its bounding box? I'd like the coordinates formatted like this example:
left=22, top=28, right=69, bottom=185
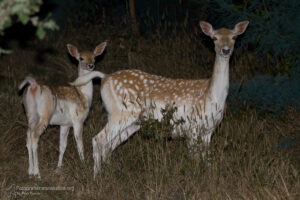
left=92, top=124, right=109, bottom=180
left=92, top=124, right=118, bottom=179
left=186, top=129, right=213, bottom=161
left=31, top=117, right=49, bottom=179
left=26, top=112, right=39, bottom=176
left=185, top=128, right=202, bottom=160
left=24, top=93, right=39, bottom=176
left=111, top=122, right=141, bottom=152
left=200, top=131, right=213, bottom=159
left=103, top=122, right=141, bottom=165
left=92, top=115, right=138, bottom=179
left=56, top=125, right=71, bottom=173
left=73, top=122, right=84, bottom=162
left=26, top=129, right=34, bottom=175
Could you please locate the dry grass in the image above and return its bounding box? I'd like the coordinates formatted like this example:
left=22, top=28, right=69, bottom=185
left=0, top=21, right=299, bottom=199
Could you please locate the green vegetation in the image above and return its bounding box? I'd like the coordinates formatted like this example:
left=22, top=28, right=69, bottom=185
left=0, top=0, right=58, bottom=54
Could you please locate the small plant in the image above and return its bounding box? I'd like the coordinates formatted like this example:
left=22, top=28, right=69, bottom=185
left=139, top=105, right=183, bottom=143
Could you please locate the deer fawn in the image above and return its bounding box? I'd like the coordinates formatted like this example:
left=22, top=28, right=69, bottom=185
left=70, top=21, right=249, bottom=179
left=19, top=42, right=107, bottom=178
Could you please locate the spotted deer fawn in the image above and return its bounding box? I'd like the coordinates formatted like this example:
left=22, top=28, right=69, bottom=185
left=71, top=21, right=249, bottom=179
left=19, top=42, right=107, bottom=178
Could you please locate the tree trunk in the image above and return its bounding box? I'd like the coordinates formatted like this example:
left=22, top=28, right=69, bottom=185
left=129, top=0, right=136, bottom=21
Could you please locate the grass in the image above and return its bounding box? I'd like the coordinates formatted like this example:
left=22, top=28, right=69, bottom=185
left=0, top=18, right=299, bottom=199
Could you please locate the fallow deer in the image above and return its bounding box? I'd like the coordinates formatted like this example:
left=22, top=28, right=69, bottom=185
left=70, top=21, right=249, bottom=179
left=19, top=42, right=107, bottom=178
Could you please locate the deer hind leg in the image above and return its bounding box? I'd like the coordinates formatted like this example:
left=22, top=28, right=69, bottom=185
left=24, top=91, right=39, bottom=176
left=27, top=120, right=38, bottom=176
left=102, top=123, right=141, bottom=166
left=56, top=125, right=71, bottom=173
left=31, top=116, right=50, bottom=179
left=73, top=122, right=84, bottom=162
left=26, top=117, right=39, bottom=176
left=111, top=122, right=141, bottom=152
left=92, top=114, right=138, bottom=179
left=101, top=122, right=141, bottom=165
left=27, top=129, right=34, bottom=175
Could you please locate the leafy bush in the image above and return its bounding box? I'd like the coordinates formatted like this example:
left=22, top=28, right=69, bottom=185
left=0, top=0, right=58, bottom=54
left=229, top=75, right=300, bottom=112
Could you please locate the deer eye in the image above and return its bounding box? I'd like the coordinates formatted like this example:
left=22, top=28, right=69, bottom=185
left=232, top=36, right=237, bottom=40
left=212, top=36, right=217, bottom=41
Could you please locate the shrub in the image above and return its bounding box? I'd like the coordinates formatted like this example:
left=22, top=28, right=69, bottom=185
left=0, top=0, right=58, bottom=54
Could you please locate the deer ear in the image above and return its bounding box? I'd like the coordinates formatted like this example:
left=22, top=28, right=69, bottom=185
left=199, top=21, right=214, bottom=37
left=67, top=44, right=80, bottom=59
left=94, top=42, right=107, bottom=57
left=233, top=21, right=249, bottom=35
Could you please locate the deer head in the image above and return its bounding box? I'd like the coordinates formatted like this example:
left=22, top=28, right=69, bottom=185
left=200, top=21, right=249, bottom=58
left=67, top=42, right=107, bottom=74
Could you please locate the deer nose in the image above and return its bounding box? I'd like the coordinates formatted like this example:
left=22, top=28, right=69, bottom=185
left=87, top=64, right=95, bottom=70
left=222, top=48, right=231, bottom=55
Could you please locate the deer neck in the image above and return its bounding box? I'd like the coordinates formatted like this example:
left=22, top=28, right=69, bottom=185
left=76, top=67, right=93, bottom=107
left=207, top=54, right=230, bottom=104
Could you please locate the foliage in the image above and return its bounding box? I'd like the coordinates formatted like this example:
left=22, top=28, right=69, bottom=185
left=139, top=106, right=184, bottom=142
left=204, top=0, right=300, bottom=72
left=229, top=75, right=300, bottom=112
left=0, top=0, right=58, bottom=54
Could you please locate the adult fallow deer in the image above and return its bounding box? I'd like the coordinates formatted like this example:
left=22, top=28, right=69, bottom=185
left=71, top=21, right=249, bottom=179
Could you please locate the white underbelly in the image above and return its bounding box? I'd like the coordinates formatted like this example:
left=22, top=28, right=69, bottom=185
left=50, top=110, right=72, bottom=125
left=171, top=102, right=225, bottom=137
left=141, top=99, right=225, bottom=138
left=49, top=100, right=73, bottom=126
